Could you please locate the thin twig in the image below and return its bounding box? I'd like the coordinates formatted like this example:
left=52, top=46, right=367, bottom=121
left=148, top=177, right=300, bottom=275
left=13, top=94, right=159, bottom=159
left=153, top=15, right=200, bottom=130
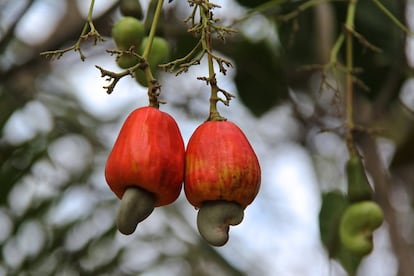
left=371, top=0, right=414, bottom=36
left=95, top=65, right=133, bottom=94
left=344, top=26, right=382, bottom=53
left=40, top=0, right=104, bottom=61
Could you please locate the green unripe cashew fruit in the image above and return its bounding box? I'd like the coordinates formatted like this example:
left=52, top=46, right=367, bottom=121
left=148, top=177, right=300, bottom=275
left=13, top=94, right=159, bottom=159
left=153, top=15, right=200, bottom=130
left=134, top=36, right=170, bottom=87
left=120, top=0, right=143, bottom=20
left=139, top=36, right=170, bottom=67
left=116, top=53, right=139, bottom=69
left=112, top=16, right=145, bottom=51
left=346, top=154, right=372, bottom=202
left=339, top=201, right=384, bottom=256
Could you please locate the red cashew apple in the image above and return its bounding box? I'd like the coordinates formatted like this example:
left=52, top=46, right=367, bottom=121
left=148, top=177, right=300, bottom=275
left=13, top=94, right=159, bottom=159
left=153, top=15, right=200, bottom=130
left=105, top=106, right=185, bottom=235
left=185, top=121, right=261, bottom=246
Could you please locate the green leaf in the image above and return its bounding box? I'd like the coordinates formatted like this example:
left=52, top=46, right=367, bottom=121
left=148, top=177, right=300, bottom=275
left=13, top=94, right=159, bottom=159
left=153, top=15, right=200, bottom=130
left=235, top=0, right=270, bottom=9
left=233, top=37, right=289, bottom=116
left=319, top=190, right=349, bottom=257
left=319, top=190, right=364, bottom=275
left=337, top=245, right=363, bottom=276
left=339, top=0, right=406, bottom=101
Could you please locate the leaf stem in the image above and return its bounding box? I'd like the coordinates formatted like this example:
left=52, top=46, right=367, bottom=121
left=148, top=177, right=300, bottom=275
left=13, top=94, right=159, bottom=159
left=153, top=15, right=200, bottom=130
left=330, top=34, right=344, bottom=65
left=40, top=0, right=103, bottom=61
left=371, top=0, right=414, bottom=36
left=160, top=40, right=203, bottom=74
left=277, top=0, right=344, bottom=22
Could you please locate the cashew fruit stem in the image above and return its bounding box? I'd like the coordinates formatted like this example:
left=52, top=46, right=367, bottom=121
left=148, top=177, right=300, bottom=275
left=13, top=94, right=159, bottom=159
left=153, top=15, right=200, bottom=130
left=197, top=201, right=244, bottom=246
left=117, top=186, right=155, bottom=235
left=346, top=155, right=372, bottom=202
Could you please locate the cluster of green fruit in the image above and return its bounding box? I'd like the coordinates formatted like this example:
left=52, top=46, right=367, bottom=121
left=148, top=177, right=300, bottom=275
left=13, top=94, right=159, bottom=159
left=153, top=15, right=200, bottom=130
left=319, top=153, right=384, bottom=274
left=112, top=1, right=169, bottom=87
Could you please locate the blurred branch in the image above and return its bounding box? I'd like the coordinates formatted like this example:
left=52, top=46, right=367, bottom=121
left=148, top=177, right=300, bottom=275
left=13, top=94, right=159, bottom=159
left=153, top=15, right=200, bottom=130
left=355, top=4, right=412, bottom=272
left=357, top=133, right=414, bottom=276
left=372, top=0, right=407, bottom=115
left=276, top=0, right=344, bottom=22
left=313, top=1, right=335, bottom=64
left=0, top=0, right=35, bottom=53
left=0, top=0, right=117, bottom=80
left=40, top=0, right=104, bottom=61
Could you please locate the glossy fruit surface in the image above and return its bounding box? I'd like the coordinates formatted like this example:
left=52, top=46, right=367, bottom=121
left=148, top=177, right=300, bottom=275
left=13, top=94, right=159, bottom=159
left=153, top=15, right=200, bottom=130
left=184, top=121, right=261, bottom=209
left=105, top=107, right=185, bottom=206
left=112, top=17, right=145, bottom=50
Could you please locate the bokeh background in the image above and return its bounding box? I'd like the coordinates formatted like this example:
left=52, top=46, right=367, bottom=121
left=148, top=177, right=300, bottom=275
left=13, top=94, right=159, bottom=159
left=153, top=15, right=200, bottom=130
left=1, top=0, right=414, bottom=275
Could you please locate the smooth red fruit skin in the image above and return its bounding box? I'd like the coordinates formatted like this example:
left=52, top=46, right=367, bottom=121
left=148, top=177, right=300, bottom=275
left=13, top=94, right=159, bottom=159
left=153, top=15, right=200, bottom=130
left=184, top=121, right=261, bottom=209
left=105, top=107, right=185, bottom=207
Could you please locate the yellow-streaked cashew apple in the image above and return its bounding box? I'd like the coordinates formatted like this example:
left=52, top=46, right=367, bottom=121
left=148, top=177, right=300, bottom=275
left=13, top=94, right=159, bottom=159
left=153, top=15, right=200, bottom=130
left=184, top=121, right=261, bottom=246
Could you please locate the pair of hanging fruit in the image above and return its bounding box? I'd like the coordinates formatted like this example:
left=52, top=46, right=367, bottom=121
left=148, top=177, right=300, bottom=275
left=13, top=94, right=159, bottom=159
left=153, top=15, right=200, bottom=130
left=105, top=107, right=261, bottom=245
left=106, top=0, right=260, bottom=245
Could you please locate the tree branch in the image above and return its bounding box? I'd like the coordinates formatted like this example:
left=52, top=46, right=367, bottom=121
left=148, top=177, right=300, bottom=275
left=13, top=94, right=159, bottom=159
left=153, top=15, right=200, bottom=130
left=357, top=133, right=414, bottom=276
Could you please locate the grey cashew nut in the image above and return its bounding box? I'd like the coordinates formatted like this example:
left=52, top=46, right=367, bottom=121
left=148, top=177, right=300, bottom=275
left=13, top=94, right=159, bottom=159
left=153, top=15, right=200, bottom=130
left=197, top=201, right=244, bottom=246
left=116, top=187, right=155, bottom=235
